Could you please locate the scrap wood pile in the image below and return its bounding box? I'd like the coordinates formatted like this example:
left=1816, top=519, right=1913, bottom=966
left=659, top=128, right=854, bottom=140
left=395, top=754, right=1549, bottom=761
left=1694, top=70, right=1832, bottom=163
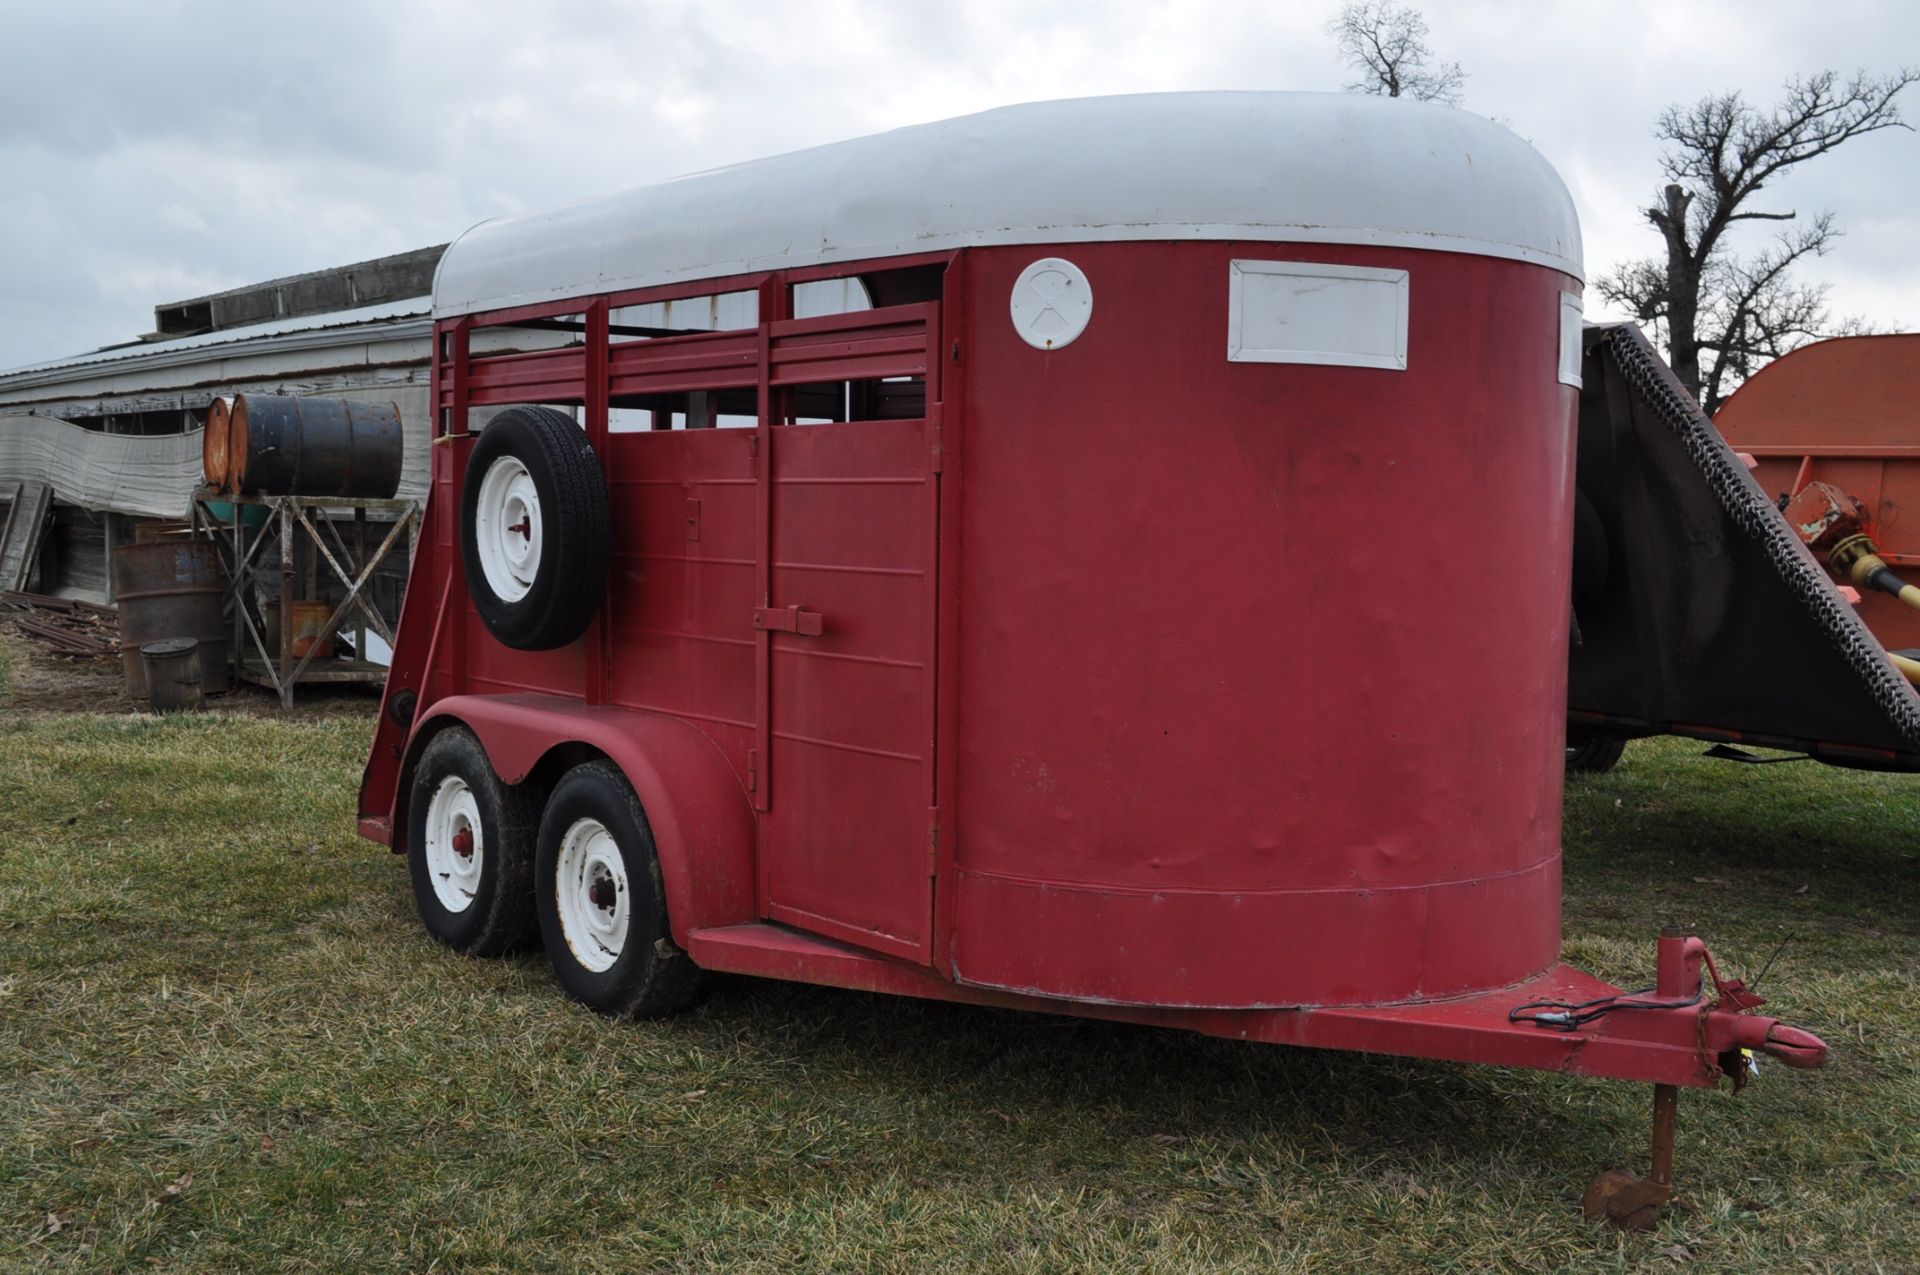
left=1, top=590, right=118, bottom=658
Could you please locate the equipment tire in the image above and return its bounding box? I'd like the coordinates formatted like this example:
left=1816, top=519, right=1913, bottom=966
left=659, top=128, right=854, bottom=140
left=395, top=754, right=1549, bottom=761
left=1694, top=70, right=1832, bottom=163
left=1566, top=730, right=1628, bottom=774
left=407, top=727, right=540, bottom=955
left=536, top=760, right=704, bottom=1018
left=461, top=406, right=610, bottom=651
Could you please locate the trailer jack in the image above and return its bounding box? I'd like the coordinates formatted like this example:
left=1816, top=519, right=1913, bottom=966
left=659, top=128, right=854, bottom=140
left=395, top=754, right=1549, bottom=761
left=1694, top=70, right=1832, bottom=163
left=1547, top=927, right=1830, bottom=1230
left=1583, top=1083, right=1679, bottom=1231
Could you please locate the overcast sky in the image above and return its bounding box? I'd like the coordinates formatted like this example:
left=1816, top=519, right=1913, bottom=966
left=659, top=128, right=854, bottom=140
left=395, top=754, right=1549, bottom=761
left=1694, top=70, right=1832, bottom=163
left=1, top=0, right=1914, bottom=368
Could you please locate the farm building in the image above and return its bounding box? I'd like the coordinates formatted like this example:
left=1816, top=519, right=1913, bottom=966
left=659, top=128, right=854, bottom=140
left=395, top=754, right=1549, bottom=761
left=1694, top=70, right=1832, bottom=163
left=0, top=246, right=870, bottom=608
left=0, top=246, right=442, bottom=604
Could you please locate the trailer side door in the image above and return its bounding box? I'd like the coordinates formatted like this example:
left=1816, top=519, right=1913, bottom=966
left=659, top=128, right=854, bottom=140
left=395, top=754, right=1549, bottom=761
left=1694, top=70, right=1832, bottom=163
left=758, top=304, right=941, bottom=962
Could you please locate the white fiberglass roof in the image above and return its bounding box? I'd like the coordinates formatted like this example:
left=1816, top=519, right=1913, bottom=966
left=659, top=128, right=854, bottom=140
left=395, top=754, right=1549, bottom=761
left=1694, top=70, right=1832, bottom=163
left=434, top=91, right=1583, bottom=319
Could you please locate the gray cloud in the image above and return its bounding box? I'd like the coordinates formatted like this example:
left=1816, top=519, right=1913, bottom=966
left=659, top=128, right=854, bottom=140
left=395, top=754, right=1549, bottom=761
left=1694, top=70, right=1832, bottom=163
left=2, top=0, right=1914, bottom=367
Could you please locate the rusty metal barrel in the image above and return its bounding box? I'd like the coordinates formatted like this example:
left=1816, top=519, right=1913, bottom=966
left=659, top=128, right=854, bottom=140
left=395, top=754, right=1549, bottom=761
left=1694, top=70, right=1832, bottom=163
left=202, top=397, right=233, bottom=492
left=140, top=638, right=205, bottom=712
left=113, top=541, right=230, bottom=697
left=231, top=394, right=404, bottom=498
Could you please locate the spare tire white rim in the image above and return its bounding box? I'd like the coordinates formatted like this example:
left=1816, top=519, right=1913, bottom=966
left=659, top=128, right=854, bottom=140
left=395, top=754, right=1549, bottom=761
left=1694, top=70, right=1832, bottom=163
left=474, top=454, right=542, bottom=603
left=424, top=775, right=483, bottom=913
left=555, top=817, right=629, bottom=972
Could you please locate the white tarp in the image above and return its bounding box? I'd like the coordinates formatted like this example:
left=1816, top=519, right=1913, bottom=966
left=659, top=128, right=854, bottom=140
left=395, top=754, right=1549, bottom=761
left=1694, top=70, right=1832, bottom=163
left=0, top=414, right=202, bottom=518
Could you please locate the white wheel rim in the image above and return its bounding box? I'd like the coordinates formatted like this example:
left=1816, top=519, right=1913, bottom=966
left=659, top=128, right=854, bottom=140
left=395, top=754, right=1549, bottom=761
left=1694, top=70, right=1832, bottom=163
left=423, top=776, right=483, bottom=913
left=474, top=454, right=542, bottom=603
left=555, top=817, right=629, bottom=973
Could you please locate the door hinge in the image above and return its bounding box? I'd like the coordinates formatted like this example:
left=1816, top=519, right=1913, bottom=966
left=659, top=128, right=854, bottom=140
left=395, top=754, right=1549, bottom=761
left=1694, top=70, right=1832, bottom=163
left=746, top=748, right=759, bottom=793
left=928, top=805, right=940, bottom=875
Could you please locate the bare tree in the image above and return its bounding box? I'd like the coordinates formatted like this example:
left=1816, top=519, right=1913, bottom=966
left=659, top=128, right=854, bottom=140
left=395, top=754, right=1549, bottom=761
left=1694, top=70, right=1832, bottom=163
left=1326, top=2, right=1465, bottom=105
left=1597, top=70, right=1916, bottom=415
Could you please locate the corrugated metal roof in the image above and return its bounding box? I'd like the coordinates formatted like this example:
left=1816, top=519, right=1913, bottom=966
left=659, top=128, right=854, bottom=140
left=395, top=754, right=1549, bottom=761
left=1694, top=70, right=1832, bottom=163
left=0, top=297, right=431, bottom=387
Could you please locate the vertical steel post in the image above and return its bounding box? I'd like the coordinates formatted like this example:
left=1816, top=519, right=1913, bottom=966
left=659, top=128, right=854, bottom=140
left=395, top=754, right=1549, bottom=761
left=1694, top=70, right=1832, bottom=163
left=585, top=298, right=610, bottom=706
left=752, top=274, right=787, bottom=818
left=232, top=500, right=245, bottom=684
left=354, top=506, right=367, bottom=662
left=1649, top=1083, right=1678, bottom=1193
left=1655, top=924, right=1699, bottom=999
left=1649, top=925, right=1691, bottom=1205
left=447, top=319, right=473, bottom=698
left=278, top=498, right=294, bottom=707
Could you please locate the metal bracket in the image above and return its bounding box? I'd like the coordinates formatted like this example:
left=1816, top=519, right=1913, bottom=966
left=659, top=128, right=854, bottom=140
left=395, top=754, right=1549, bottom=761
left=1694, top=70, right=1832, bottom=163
left=753, top=605, right=823, bottom=636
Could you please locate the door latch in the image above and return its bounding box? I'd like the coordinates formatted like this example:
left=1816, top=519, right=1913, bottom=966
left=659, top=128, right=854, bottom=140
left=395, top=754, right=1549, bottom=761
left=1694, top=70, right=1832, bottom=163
left=753, top=605, right=823, bottom=636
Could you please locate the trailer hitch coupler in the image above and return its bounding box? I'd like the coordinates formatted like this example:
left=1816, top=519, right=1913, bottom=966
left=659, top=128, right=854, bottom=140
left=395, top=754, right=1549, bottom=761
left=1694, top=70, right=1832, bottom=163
left=1757, top=1022, right=1828, bottom=1069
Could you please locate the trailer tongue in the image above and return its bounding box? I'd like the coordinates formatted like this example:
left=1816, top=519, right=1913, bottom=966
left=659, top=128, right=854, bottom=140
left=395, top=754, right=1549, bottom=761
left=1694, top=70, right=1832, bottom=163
left=687, top=912, right=1825, bottom=1230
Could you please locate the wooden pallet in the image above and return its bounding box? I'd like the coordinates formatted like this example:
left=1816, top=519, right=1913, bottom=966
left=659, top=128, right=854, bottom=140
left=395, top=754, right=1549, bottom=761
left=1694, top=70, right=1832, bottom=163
left=235, top=656, right=390, bottom=687
left=0, top=481, right=53, bottom=592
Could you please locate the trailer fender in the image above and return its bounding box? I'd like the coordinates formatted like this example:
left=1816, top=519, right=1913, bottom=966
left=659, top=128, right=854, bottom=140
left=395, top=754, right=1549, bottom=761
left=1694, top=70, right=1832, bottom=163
left=401, top=694, right=756, bottom=944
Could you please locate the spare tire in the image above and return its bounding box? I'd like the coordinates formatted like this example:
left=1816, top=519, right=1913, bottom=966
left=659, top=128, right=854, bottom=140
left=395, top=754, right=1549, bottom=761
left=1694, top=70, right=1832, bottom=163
left=461, top=406, right=610, bottom=651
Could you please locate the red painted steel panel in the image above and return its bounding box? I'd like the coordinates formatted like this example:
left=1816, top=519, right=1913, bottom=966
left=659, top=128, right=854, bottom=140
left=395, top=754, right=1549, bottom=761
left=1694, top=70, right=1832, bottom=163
left=461, top=601, right=588, bottom=695
left=611, top=628, right=754, bottom=726
left=684, top=923, right=1784, bottom=1088
left=465, top=346, right=588, bottom=406
left=415, top=695, right=757, bottom=941
left=608, top=329, right=759, bottom=398
left=604, top=433, right=759, bottom=768
left=950, top=856, right=1560, bottom=1009
left=948, top=241, right=1577, bottom=1008
left=762, top=417, right=937, bottom=960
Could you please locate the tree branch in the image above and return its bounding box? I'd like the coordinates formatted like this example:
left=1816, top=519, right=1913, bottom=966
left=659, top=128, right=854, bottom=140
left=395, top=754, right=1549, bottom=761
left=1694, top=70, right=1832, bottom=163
left=1609, top=67, right=1914, bottom=408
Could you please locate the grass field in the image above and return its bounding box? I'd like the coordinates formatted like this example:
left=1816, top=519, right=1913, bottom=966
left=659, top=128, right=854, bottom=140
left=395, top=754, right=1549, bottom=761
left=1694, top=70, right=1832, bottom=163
left=2, top=667, right=1917, bottom=1271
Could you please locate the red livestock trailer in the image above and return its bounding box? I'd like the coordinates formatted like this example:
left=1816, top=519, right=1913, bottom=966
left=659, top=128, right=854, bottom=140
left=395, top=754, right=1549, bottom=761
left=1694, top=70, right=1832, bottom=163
left=357, top=92, right=1826, bottom=1224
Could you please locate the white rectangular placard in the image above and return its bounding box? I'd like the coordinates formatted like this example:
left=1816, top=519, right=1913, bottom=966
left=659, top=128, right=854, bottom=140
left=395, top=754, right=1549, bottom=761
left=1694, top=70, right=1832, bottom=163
left=1227, top=260, right=1409, bottom=370
left=1558, top=291, right=1584, bottom=388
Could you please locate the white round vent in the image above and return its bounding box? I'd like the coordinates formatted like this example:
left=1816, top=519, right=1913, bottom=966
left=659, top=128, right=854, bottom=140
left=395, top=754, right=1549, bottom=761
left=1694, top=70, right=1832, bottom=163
left=1010, top=257, right=1093, bottom=350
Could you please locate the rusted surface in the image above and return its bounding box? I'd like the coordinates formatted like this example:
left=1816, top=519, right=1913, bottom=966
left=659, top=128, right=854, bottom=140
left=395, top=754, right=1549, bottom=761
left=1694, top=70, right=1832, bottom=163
left=1650, top=1082, right=1678, bottom=1190
left=1583, top=1168, right=1670, bottom=1231
left=1783, top=480, right=1872, bottom=553
left=2, top=589, right=118, bottom=656
left=232, top=394, right=404, bottom=498
left=289, top=600, right=337, bottom=659
left=13, top=614, right=114, bottom=656
left=111, top=541, right=229, bottom=697
left=1581, top=1082, right=1678, bottom=1230
left=202, top=396, right=232, bottom=492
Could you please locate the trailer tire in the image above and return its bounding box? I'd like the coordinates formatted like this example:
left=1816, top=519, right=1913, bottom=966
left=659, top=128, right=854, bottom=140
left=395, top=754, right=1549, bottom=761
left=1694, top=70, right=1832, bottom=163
left=536, top=760, right=704, bottom=1019
left=407, top=727, right=540, bottom=955
left=461, top=406, right=610, bottom=651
